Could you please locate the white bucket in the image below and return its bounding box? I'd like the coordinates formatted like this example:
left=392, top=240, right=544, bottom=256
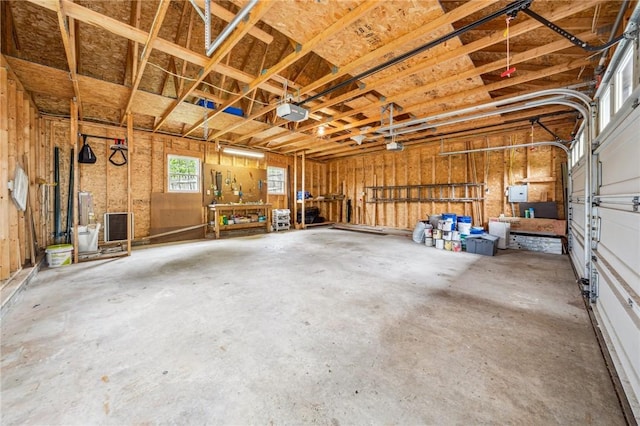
left=443, top=231, right=452, bottom=241
left=435, top=239, right=444, bottom=250
left=424, top=237, right=433, bottom=247
left=424, top=225, right=433, bottom=238
left=45, top=244, right=73, bottom=267
left=458, top=222, right=472, bottom=235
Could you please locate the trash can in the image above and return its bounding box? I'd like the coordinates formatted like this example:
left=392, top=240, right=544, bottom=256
left=77, top=223, right=101, bottom=253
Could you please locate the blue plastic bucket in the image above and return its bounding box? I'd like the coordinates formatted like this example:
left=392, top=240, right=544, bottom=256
left=470, top=226, right=484, bottom=235
left=457, top=216, right=472, bottom=224
left=442, top=213, right=457, bottom=231
left=442, top=213, right=457, bottom=222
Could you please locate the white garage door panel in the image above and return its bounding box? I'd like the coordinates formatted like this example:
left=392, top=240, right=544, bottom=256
left=569, top=151, right=586, bottom=276
left=592, top=86, right=640, bottom=416
left=596, top=105, right=640, bottom=196
left=570, top=236, right=585, bottom=278
left=571, top=163, right=586, bottom=195
left=594, top=268, right=640, bottom=406
left=597, top=207, right=640, bottom=295
left=570, top=202, right=586, bottom=236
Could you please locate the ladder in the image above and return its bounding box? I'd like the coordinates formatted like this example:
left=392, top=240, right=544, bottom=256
left=365, top=183, right=485, bottom=203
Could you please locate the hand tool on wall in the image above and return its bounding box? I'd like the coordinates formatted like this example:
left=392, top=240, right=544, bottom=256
left=216, top=171, right=223, bottom=196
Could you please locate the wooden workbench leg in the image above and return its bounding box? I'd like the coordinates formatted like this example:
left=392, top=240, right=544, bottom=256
left=267, top=207, right=272, bottom=232
left=214, top=210, right=220, bottom=239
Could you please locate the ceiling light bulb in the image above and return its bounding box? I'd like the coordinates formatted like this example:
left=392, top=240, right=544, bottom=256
left=318, top=126, right=325, bottom=136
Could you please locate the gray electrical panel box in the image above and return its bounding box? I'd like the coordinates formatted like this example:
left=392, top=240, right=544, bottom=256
left=508, top=185, right=528, bottom=203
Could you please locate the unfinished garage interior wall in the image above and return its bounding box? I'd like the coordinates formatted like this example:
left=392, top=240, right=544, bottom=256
left=0, top=60, right=43, bottom=280
left=321, top=127, right=567, bottom=229
left=39, top=118, right=299, bottom=245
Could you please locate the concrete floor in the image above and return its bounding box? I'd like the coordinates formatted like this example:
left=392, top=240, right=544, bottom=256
left=1, top=228, right=625, bottom=424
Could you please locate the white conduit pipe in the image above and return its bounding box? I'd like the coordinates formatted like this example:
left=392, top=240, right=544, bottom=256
left=443, top=138, right=574, bottom=237
left=382, top=89, right=591, bottom=133
left=438, top=140, right=571, bottom=156
left=392, top=98, right=587, bottom=137
left=206, top=0, right=258, bottom=57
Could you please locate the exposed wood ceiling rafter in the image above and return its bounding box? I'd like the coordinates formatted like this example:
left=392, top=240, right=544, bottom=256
left=184, top=0, right=380, bottom=139
left=160, top=0, right=193, bottom=98
left=24, top=0, right=286, bottom=97
left=152, top=0, right=274, bottom=133
left=249, top=0, right=604, bottom=155
left=54, top=0, right=83, bottom=118
left=278, top=57, right=592, bottom=157
left=120, top=0, right=171, bottom=125
left=6, top=0, right=627, bottom=160
left=216, top=0, right=500, bottom=144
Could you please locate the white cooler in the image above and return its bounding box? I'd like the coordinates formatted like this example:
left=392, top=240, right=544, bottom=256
left=488, top=221, right=511, bottom=249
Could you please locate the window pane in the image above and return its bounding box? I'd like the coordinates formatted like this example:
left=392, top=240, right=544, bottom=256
left=599, top=87, right=611, bottom=132
left=168, top=155, right=200, bottom=193
left=578, top=133, right=584, bottom=158
left=616, top=49, right=634, bottom=110
left=267, top=166, right=286, bottom=195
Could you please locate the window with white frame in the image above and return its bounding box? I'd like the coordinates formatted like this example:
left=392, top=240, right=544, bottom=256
left=599, top=86, right=611, bottom=132
left=578, top=132, right=584, bottom=159
left=615, top=48, right=634, bottom=111
left=267, top=166, right=286, bottom=195
left=167, top=155, right=201, bottom=193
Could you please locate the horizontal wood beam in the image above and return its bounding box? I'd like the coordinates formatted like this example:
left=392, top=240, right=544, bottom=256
left=25, top=0, right=285, bottom=96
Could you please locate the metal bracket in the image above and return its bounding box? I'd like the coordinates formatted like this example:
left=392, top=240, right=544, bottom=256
left=579, top=277, right=590, bottom=297
left=590, top=269, right=599, bottom=303
left=591, top=209, right=601, bottom=249
left=633, top=196, right=639, bottom=212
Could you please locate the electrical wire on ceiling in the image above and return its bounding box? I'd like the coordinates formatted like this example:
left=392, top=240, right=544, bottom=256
left=146, top=62, right=270, bottom=106
left=295, top=0, right=634, bottom=109
left=296, top=0, right=534, bottom=106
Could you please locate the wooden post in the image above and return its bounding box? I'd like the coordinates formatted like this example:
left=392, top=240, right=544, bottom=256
left=301, top=150, right=306, bottom=229
left=0, top=66, right=10, bottom=279
left=127, top=112, right=133, bottom=255
left=70, top=99, right=79, bottom=264
left=293, top=152, right=298, bottom=229
left=8, top=79, right=19, bottom=271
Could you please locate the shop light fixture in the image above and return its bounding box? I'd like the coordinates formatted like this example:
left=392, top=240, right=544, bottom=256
left=222, top=147, right=265, bottom=159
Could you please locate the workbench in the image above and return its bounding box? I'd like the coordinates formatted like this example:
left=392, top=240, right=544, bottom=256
left=208, top=203, right=272, bottom=239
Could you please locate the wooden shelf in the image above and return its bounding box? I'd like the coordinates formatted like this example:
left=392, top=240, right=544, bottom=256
left=518, top=177, right=556, bottom=183
left=297, top=198, right=343, bottom=203
left=220, top=222, right=267, bottom=231
left=208, top=203, right=272, bottom=239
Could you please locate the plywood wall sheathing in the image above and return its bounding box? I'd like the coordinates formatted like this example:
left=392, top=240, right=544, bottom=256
left=316, top=127, right=566, bottom=229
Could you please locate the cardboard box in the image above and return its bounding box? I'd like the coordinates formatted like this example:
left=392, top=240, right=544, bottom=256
left=466, top=234, right=499, bottom=256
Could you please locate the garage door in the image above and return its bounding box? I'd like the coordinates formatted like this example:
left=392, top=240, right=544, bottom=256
left=592, top=99, right=640, bottom=414
left=568, top=147, right=587, bottom=281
